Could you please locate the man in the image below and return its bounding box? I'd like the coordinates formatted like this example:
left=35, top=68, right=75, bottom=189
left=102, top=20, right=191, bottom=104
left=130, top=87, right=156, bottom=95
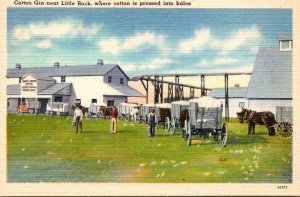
left=110, top=106, right=118, bottom=134
left=73, top=106, right=83, bottom=134
left=148, top=108, right=157, bottom=137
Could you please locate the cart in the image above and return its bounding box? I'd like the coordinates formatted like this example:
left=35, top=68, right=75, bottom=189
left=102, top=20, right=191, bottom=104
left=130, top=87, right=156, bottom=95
left=118, top=103, right=138, bottom=121
left=89, top=103, right=101, bottom=118
left=46, top=102, right=69, bottom=116
left=168, top=100, right=189, bottom=135
left=138, top=104, right=155, bottom=123
left=184, top=96, right=227, bottom=147
left=16, top=99, right=41, bottom=114
left=154, top=103, right=172, bottom=130
left=276, top=106, right=293, bottom=138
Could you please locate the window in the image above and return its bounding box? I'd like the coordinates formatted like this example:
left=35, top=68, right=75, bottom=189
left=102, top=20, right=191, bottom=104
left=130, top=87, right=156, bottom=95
left=75, top=99, right=81, bottom=106
left=19, top=77, right=22, bottom=83
left=120, top=78, right=124, bottom=85
left=61, top=76, right=66, bottom=82
left=54, top=96, right=63, bottom=102
left=239, top=102, right=245, bottom=108
left=92, top=99, right=97, bottom=104
left=281, top=41, right=290, bottom=49
left=107, top=100, right=114, bottom=107
left=108, top=76, right=112, bottom=83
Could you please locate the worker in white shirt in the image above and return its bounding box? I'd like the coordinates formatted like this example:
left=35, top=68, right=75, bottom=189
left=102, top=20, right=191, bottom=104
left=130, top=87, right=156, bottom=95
left=73, top=106, right=83, bottom=134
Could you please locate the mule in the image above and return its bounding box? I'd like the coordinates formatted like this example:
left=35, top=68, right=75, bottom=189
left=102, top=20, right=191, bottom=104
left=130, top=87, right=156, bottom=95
left=71, top=105, right=89, bottom=118
left=236, top=107, right=247, bottom=123
left=244, top=109, right=276, bottom=136
left=99, top=106, right=112, bottom=119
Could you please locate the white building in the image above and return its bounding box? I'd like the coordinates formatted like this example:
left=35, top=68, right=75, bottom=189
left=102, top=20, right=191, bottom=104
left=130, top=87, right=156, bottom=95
left=6, top=60, right=144, bottom=114
left=245, top=35, right=292, bottom=114
left=211, top=35, right=292, bottom=116
left=210, top=87, right=248, bottom=117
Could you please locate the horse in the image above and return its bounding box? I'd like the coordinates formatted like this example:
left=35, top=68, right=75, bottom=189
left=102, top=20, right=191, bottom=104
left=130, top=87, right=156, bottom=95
left=99, top=106, right=112, bottom=119
left=236, top=107, right=248, bottom=123
left=244, top=109, right=276, bottom=136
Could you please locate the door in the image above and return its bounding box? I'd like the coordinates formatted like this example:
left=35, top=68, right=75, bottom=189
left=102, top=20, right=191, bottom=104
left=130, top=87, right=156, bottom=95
left=39, top=99, right=49, bottom=114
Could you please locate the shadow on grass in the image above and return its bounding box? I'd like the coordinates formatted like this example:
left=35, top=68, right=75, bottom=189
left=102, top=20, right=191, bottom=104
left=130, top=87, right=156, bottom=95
left=228, top=134, right=268, bottom=145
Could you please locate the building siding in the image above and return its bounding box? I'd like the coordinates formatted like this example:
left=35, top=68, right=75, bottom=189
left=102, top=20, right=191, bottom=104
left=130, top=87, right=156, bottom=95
left=248, top=99, right=292, bottom=115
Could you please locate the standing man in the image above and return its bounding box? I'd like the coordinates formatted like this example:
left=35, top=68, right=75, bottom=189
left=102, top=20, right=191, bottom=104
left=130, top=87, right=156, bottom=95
left=148, top=108, right=157, bottom=137
left=110, top=106, right=118, bottom=134
left=74, top=106, right=83, bottom=134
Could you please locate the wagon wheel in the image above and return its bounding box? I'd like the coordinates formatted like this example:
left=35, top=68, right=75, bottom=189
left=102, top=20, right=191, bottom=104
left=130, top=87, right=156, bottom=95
left=277, top=122, right=293, bottom=139
left=164, top=117, right=170, bottom=132
left=182, top=119, right=188, bottom=139
left=220, top=123, right=228, bottom=147
left=186, top=121, right=191, bottom=146
left=170, top=118, right=175, bottom=135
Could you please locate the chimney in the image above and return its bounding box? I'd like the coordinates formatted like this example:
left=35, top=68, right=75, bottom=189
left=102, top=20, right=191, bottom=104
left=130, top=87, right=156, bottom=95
left=16, top=63, right=21, bottom=69
left=54, top=62, right=60, bottom=68
left=97, top=59, right=104, bottom=65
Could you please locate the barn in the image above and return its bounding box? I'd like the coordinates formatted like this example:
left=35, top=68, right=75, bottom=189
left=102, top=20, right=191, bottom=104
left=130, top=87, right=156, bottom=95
left=6, top=60, right=144, bottom=114
left=245, top=35, right=292, bottom=114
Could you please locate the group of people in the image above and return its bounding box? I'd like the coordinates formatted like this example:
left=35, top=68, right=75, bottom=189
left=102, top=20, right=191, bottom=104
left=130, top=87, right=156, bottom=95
left=72, top=105, right=158, bottom=137
left=73, top=105, right=119, bottom=134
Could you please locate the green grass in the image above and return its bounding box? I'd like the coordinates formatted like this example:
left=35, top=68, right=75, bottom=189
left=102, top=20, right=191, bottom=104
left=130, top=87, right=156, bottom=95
left=7, top=114, right=292, bottom=183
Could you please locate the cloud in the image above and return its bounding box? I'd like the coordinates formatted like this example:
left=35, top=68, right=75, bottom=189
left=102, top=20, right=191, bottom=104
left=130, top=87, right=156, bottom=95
left=98, top=38, right=121, bottom=55
left=123, top=57, right=172, bottom=72
left=34, top=39, right=52, bottom=48
left=177, top=28, right=211, bottom=54
left=211, top=26, right=261, bottom=53
left=13, top=19, right=102, bottom=43
left=198, top=57, right=239, bottom=67
left=98, top=31, right=167, bottom=56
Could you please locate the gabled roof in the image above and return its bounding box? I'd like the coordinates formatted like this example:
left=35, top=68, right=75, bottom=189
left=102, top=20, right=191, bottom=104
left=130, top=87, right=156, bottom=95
left=103, top=83, right=144, bottom=97
left=23, top=73, right=55, bottom=81
left=210, top=87, right=247, bottom=98
left=7, top=64, right=129, bottom=79
left=7, top=85, right=21, bottom=95
left=39, top=83, right=71, bottom=95
left=278, top=34, right=292, bottom=41
left=245, top=47, right=292, bottom=99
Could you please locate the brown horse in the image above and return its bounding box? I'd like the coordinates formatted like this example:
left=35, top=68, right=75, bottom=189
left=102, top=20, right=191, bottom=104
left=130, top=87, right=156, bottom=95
left=244, top=109, right=276, bottom=136
left=99, top=106, right=112, bottom=119
left=236, top=108, right=248, bottom=123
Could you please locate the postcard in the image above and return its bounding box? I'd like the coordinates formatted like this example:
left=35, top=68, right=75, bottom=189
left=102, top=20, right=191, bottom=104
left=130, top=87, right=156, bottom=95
left=0, top=0, right=299, bottom=196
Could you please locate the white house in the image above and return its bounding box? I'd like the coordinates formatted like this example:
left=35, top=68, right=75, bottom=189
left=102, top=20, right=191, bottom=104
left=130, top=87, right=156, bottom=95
left=6, top=60, right=144, bottom=114
left=209, top=87, right=248, bottom=117
left=245, top=35, right=292, bottom=114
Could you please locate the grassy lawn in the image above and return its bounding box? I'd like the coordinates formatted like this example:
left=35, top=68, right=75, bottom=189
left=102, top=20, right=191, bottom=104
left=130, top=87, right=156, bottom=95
left=7, top=114, right=292, bottom=183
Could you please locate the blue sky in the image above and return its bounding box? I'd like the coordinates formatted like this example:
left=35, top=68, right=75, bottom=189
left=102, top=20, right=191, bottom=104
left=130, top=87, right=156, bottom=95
left=7, top=8, right=292, bottom=76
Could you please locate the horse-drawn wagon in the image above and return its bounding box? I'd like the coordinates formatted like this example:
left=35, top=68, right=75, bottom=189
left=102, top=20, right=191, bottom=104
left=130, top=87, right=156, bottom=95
left=276, top=106, right=293, bottom=138
left=46, top=102, right=69, bottom=116
left=154, top=103, right=172, bottom=130
left=118, top=103, right=138, bottom=121
left=16, top=99, right=41, bottom=114
left=167, top=100, right=189, bottom=135
left=184, top=96, right=227, bottom=147
left=89, top=103, right=101, bottom=118
left=138, top=104, right=154, bottom=123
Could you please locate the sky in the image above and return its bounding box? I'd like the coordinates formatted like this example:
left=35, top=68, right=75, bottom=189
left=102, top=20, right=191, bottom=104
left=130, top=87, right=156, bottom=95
left=7, top=8, right=292, bottom=77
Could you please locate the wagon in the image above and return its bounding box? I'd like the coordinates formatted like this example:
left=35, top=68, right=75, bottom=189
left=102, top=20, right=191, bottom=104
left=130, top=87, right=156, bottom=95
left=184, top=96, right=227, bottom=147
left=46, top=102, right=69, bottom=116
left=118, top=103, right=138, bottom=121
left=276, top=106, right=293, bottom=138
left=168, top=100, right=189, bottom=135
left=154, top=103, right=172, bottom=130
left=138, top=104, right=155, bottom=123
left=89, top=103, right=101, bottom=118
left=16, top=99, right=41, bottom=114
